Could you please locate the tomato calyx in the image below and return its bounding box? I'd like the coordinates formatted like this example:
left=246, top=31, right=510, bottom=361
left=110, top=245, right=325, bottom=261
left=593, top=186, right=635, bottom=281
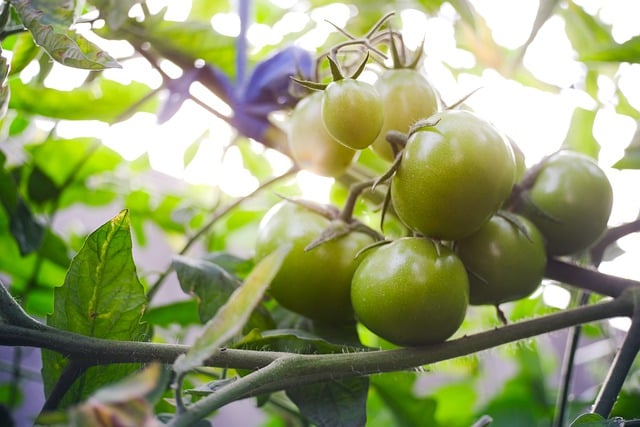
left=275, top=195, right=382, bottom=252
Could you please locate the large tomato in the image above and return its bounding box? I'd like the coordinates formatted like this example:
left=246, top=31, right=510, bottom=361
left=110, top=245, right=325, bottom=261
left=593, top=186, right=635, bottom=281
left=321, top=79, right=384, bottom=150
left=371, top=69, right=439, bottom=162
left=517, top=150, right=613, bottom=255
left=391, top=110, right=516, bottom=240
left=351, top=237, right=469, bottom=346
left=455, top=214, right=547, bottom=306
left=254, top=201, right=374, bottom=325
left=288, top=91, right=356, bottom=177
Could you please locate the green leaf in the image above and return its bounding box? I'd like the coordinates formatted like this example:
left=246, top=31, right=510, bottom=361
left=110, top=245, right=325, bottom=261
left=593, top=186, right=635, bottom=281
left=8, top=32, right=41, bottom=76
left=613, top=126, right=640, bottom=169
left=286, top=377, right=369, bottom=427
left=86, top=0, right=140, bottom=30
left=561, top=107, right=600, bottom=159
left=562, top=2, right=614, bottom=56
left=234, top=328, right=356, bottom=354
left=173, top=255, right=243, bottom=323
left=142, top=299, right=200, bottom=327
left=569, top=413, right=610, bottom=426
left=0, top=154, right=44, bottom=255
left=41, top=210, right=149, bottom=408
left=579, top=36, right=640, bottom=63
left=173, top=244, right=290, bottom=375
left=12, top=0, right=120, bottom=70
left=114, top=18, right=236, bottom=78
left=0, top=55, right=9, bottom=119
left=27, top=166, right=60, bottom=204
left=203, top=252, right=255, bottom=280
left=367, top=372, right=438, bottom=427
left=8, top=78, right=158, bottom=123
left=449, top=0, right=477, bottom=29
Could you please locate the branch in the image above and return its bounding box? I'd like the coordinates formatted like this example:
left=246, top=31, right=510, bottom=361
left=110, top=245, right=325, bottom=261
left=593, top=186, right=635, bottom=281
left=592, top=306, right=640, bottom=417
left=545, top=258, right=636, bottom=297
left=167, top=295, right=635, bottom=426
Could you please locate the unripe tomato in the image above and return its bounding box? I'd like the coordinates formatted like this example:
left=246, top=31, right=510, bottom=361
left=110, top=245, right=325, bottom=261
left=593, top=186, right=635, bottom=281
left=455, top=214, right=546, bottom=306
left=255, top=201, right=374, bottom=325
left=351, top=237, right=469, bottom=346
left=288, top=91, right=356, bottom=177
left=391, top=110, right=516, bottom=240
left=371, top=69, right=439, bottom=162
left=518, top=150, right=613, bottom=256
left=321, top=79, right=384, bottom=150
left=509, top=138, right=526, bottom=183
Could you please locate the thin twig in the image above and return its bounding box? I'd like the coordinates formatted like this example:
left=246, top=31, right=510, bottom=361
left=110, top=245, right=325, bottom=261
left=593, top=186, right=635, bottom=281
left=553, top=291, right=591, bottom=427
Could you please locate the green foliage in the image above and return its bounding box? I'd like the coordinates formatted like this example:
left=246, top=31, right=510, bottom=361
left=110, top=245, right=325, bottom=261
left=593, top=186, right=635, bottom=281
left=41, top=210, right=149, bottom=408
left=0, top=0, right=639, bottom=426
left=286, top=378, right=369, bottom=427
left=173, top=245, right=289, bottom=375
left=11, top=0, right=120, bottom=69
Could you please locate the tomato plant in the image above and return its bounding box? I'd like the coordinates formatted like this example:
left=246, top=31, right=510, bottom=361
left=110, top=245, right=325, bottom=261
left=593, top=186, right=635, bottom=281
left=288, top=91, right=356, bottom=177
left=351, top=237, right=469, bottom=346
left=254, top=201, right=374, bottom=325
left=321, top=78, right=384, bottom=150
left=517, top=150, right=614, bottom=256
left=370, top=68, right=439, bottom=162
left=391, top=109, right=516, bottom=240
left=455, top=214, right=547, bottom=306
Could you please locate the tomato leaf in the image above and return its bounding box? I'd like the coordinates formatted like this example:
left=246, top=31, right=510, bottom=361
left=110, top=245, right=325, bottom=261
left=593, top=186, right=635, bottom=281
left=12, top=0, right=120, bottom=70
left=613, top=127, right=640, bottom=169
left=286, top=377, right=369, bottom=427
left=86, top=0, right=140, bottom=30
left=579, top=36, right=640, bottom=63
left=9, top=78, right=158, bottom=123
left=173, top=245, right=289, bottom=375
left=41, top=210, right=149, bottom=408
left=234, top=328, right=359, bottom=354
left=560, top=107, right=599, bottom=159
left=0, top=153, right=44, bottom=255
left=569, top=413, right=625, bottom=427
left=142, top=300, right=200, bottom=328
left=367, top=372, right=438, bottom=427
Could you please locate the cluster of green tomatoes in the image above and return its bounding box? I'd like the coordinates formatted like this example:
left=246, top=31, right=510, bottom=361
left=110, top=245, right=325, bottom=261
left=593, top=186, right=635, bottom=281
left=254, top=23, right=614, bottom=347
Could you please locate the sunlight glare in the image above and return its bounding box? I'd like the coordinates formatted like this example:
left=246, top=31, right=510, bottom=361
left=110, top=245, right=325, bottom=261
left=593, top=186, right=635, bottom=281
left=296, top=170, right=334, bottom=204
left=219, top=146, right=259, bottom=197
left=542, top=282, right=571, bottom=309
left=211, top=12, right=241, bottom=37
left=470, top=0, right=538, bottom=49
left=523, top=16, right=586, bottom=87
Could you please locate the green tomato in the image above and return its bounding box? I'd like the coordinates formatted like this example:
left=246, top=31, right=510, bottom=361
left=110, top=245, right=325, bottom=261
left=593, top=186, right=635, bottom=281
left=351, top=237, right=469, bottom=346
left=509, top=137, right=526, bottom=183
left=255, top=201, right=374, bottom=325
left=391, top=110, right=516, bottom=240
left=455, top=214, right=547, bottom=306
left=321, top=79, right=384, bottom=150
left=518, top=150, right=613, bottom=256
left=288, top=91, right=356, bottom=177
left=371, top=69, right=439, bottom=162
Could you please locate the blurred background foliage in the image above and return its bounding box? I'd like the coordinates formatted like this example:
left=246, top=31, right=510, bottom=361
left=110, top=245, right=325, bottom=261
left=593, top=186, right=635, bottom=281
left=1, top=0, right=640, bottom=426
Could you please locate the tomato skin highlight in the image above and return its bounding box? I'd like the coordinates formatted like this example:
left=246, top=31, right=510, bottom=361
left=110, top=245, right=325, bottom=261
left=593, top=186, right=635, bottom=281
left=351, top=237, right=469, bottom=346
left=321, top=79, right=384, bottom=150
left=255, top=201, right=374, bottom=325
left=391, top=110, right=516, bottom=241
left=518, top=150, right=613, bottom=256
left=455, top=214, right=547, bottom=306
left=371, top=69, right=439, bottom=162
left=288, top=91, right=356, bottom=177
